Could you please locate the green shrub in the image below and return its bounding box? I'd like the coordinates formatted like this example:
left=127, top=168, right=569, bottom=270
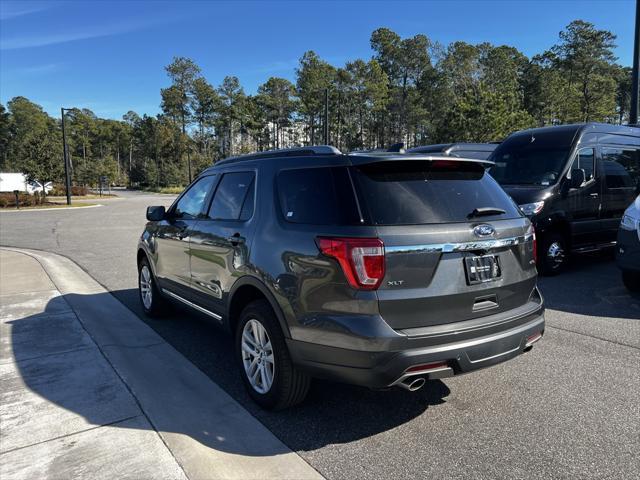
left=0, top=192, right=40, bottom=207
left=49, top=185, right=90, bottom=196
left=72, top=185, right=89, bottom=196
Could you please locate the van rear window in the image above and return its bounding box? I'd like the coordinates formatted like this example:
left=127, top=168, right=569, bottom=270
left=352, top=161, right=521, bottom=225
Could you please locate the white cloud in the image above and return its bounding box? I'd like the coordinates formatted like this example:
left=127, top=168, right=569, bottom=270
left=0, top=1, right=51, bottom=21
left=9, top=63, right=63, bottom=76
left=1, top=14, right=177, bottom=50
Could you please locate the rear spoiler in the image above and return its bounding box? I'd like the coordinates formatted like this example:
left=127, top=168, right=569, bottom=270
left=347, top=153, right=495, bottom=167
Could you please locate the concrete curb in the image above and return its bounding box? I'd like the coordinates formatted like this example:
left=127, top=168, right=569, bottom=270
left=0, top=204, right=103, bottom=213
left=1, top=247, right=323, bottom=480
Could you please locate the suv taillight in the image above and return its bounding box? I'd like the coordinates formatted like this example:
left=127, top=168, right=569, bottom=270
left=316, top=237, right=385, bottom=290
left=532, top=227, right=537, bottom=263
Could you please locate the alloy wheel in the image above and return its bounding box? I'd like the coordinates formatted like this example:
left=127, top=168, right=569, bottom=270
left=139, top=265, right=153, bottom=310
left=547, top=241, right=565, bottom=268
left=241, top=319, right=275, bottom=394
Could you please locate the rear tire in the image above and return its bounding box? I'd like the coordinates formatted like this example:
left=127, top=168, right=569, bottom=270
left=235, top=300, right=310, bottom=410
left=622, top=270, right=640, bottom=293
left=138, top=257, right=169, bottom=317
left=538, top=233, right=568, bottom=276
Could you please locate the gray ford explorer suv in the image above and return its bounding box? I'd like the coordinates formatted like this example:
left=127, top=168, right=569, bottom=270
left=138, top=146, right=545, bottom=410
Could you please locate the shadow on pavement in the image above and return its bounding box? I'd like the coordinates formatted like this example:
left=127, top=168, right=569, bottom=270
left=8, top=292, right=450, bottom=456
left=536, top=252, right=640, bottom=320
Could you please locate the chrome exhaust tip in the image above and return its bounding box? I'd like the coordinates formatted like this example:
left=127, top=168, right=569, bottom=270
left=398, top=377, right=426, bottom=392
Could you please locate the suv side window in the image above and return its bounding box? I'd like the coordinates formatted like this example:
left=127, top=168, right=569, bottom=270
left=239, top=177, right=255, bottom=221
left=602, top=147, right=640, bottom=190
left=173, top=175, right=216, bottom=219
left=572, top=148, right=595, bottom=184
left=208, top=171, right=255, bottom=221
left=277, top=167, right=361, bottom=225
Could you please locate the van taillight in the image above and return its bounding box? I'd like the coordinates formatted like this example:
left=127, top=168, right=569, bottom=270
left=316, top=237, right=385, bottom=290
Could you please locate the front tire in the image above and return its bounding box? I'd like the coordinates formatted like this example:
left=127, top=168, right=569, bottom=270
left=138, top=257, right=168, bottom=317
left=235, top=300, right=310, bottom=410
left=538, top=233, right=568, bottom=276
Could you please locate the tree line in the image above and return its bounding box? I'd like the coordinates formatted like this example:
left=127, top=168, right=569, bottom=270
left=0, top=20, right=631, bottom=190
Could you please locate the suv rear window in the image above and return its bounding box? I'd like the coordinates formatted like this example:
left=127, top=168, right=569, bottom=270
left=352, top=161, right=521, bottom=225
left=277, top=167, right=361, bottom=225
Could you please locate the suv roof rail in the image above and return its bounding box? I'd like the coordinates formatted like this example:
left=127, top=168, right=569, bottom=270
left=215, top=145, right=342, bottom=166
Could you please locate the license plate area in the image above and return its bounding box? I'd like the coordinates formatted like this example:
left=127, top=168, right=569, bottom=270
left=464, top=254, right=501, bottom=285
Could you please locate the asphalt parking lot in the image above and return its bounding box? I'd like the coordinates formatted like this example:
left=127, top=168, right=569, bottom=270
left=1, top=190, right=639, bottom=479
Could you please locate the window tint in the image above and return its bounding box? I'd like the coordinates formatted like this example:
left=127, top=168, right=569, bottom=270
left=277, top=167, right=361, bottom=225
left=602, top=147, right=640, bottom=190
left=572, top=148, right=595, bottom=183
left=209, top=172, right=255, bottom=220
left=174, top=175, right=216, bottom=219
left=239, top=178, right=255, bottom=221
left=353, top=161, right=521, bottom=225
left=489, top=130, right=576, bottom=186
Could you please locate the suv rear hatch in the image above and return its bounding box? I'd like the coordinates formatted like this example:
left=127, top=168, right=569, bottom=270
left=349, top=156, right=537, bottom=330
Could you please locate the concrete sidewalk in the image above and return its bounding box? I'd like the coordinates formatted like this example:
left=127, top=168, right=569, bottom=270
left=0, top=248, right=322, bottom=480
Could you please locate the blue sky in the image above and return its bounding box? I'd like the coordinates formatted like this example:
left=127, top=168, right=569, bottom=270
left=0, top=0, right=634, bottom=120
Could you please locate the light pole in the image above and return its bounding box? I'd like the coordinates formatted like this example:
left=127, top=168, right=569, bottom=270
left=631, top=0, right=640, bottom=124
left=60, top=108, right=73, bottom=205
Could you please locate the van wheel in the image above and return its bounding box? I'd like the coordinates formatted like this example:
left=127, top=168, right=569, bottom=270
left=138, top=257, right=168, bottom=317
left=235, top=300, right=310, bottom=410
left=622, top=270, right=640, bottom=293
left=538, top=233, right=567, bottom=276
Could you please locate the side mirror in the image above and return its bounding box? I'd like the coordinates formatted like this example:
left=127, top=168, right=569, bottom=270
left=569, top=169, right=585, bottom=189
left=146, top=205, right=166, bottom=221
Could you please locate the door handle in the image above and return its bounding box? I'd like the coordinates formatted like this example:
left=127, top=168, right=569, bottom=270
left=590, top=193, right=599, bottom=198
left=227, top=233, right=245, bottom=245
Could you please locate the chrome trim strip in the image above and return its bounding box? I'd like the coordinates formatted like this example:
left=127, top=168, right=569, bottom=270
left=386, top=234, right=533, bottom=254
left=162, top=288, right=223, bottom=322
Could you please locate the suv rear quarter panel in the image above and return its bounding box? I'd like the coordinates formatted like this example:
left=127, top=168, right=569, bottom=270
left=245, top=157, right=393, bottom=347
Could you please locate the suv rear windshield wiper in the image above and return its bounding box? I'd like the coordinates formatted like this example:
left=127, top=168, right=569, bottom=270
left=468, top=207, right=506, bottom=218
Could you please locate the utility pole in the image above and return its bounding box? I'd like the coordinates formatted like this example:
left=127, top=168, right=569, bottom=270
left=323, top=88, right=329, bottom=145
left=61, top=108, right=72, bottom=206
left=631, top=0, right=640, bottom=124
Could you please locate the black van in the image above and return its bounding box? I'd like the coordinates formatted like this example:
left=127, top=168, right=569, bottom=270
left=489, top=123, right=640, bottom=275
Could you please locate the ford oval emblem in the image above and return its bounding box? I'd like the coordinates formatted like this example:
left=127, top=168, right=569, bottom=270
left=473, top=224, right=495, bottom=237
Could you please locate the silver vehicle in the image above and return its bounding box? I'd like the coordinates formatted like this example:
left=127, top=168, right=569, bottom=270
left=617, top=195, right=640, bottom=292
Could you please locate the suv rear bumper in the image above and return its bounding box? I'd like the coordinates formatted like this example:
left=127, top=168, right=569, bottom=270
left=287, top=303, right=544, bottom=389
